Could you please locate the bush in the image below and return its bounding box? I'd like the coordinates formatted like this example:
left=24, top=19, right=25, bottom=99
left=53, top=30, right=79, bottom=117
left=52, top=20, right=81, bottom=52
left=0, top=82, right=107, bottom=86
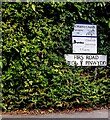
left=2, top=2, right=110, bottom=111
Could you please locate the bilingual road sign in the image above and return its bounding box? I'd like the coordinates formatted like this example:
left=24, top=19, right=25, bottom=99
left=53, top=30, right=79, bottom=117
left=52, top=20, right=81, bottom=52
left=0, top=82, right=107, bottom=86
left=65, top=54, right=107, bottom=66
left=72, top=37, right=97, bottom=53
left=72, top=24, right=97, bottom=37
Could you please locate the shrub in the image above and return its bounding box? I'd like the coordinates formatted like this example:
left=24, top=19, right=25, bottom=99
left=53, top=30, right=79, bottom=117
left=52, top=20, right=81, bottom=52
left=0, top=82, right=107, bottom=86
left=2, top=2, right=110, bottom=111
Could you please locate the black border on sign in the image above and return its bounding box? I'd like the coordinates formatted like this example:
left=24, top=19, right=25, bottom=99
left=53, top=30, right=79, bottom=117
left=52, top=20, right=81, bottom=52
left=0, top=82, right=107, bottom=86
left=64, top=53, right=108, bottom=67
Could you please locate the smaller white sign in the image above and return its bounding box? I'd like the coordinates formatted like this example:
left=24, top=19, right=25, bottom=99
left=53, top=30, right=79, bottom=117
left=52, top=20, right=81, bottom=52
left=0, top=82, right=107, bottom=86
left=72, top=24, right=97, bottom=37
left=65, top=54, right=107, bottom=66
left=72, top=37, right=97, bottom=53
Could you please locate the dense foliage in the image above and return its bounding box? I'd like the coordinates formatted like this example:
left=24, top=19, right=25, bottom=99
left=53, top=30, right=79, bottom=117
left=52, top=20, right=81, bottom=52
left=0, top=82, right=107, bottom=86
left=2, top=2, right=110, bottom=111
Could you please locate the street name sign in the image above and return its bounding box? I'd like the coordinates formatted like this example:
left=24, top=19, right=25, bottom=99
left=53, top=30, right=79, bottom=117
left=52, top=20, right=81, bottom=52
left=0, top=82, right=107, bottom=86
left=64, top=54, right=107, bottom=66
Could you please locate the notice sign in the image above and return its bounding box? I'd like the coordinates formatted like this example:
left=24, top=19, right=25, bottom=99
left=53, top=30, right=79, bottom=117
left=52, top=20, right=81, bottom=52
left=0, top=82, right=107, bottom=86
left=72, top=24, right=97, bottom=37
left=65, top=54, right=107, bottom=66
left=72, top=37, right=97, bottom=53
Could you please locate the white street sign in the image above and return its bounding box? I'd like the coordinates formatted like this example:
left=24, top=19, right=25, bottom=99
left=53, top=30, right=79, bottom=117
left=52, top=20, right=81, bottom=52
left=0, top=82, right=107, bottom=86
left=72, top=24, right=97, bottom=37
left=65, top=54, right=107, bottom=66
left=72, top=37, right=97, bottom=53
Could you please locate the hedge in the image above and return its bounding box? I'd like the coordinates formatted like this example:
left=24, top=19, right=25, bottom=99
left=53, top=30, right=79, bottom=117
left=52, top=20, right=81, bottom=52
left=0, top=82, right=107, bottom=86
left=2, top=2, right=110, bottom=111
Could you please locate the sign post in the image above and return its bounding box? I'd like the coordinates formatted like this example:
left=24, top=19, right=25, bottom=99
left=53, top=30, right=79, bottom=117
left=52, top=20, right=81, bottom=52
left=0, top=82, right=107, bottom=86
left=65, top=23, right=107, bottom=67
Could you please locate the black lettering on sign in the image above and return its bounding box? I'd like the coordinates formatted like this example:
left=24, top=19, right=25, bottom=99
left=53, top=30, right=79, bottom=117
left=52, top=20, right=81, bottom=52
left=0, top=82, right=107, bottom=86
left=73, top=40, right=84, bottom=44
left=88, top=26, right=95, bottom=28
left=80, top=61, right=83, bottom=66
left=67, top=61, right=78, bottom=66
left=98, top=61, right=106, bottom=66
left=86, top=55, right=99, bottom=60
left=86, top=29, right=95, bottom=36
left=81, top=48, right=89, bottom=51
left=73, top=61, right=78, bottom=66
left=75, top=25, right=85, bottom=28
left=67, top=61, right=71, bottom=65
left=86, top=61, right=97, bottom=65
left=74, top=55, right=84, bottom=60
left=74, top=29, right=83, bottom=31
left=86, top=61, right=106, bottom=66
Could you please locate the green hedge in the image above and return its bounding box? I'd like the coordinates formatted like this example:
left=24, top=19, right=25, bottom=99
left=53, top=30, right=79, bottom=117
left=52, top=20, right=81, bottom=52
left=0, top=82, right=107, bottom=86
left=2, top=2, right=110, bottom=111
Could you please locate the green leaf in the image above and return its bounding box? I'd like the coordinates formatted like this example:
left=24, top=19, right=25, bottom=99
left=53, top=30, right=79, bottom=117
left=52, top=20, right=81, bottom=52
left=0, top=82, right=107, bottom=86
left=32, top=4, right=35, bottom=11
left=29, top=81, right=33, bottom=85
left=76, top=98, right=80, bottom=103
left=108, top=22, right=110, bottom=28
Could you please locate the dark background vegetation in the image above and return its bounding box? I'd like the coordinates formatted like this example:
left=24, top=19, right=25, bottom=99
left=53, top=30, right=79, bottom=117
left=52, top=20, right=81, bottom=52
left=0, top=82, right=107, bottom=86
left=2, top=2, right=110, bottom=111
